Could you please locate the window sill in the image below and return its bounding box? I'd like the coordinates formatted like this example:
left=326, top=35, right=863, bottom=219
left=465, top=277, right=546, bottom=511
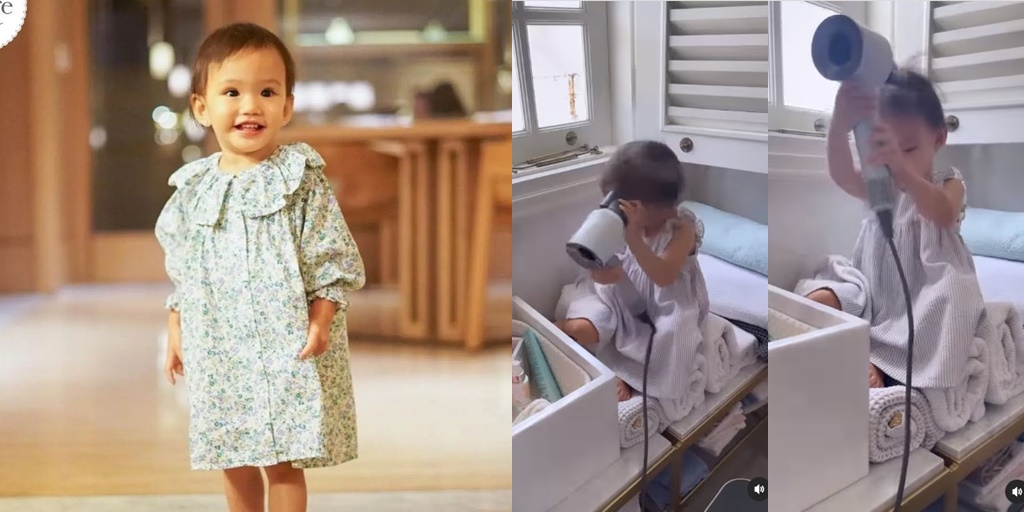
left=659, top=128, right=767, bottom=174
left=512, top=147, right=615, bottom=203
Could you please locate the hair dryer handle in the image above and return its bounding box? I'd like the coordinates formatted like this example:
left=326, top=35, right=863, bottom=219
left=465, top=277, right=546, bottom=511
left=852, top=120, right=896, bottom=214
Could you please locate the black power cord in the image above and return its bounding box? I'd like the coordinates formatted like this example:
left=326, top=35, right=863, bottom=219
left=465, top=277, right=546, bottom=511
left=637, top=311, right=657, bottom=510
left=876, top=211, right=915, bottom=512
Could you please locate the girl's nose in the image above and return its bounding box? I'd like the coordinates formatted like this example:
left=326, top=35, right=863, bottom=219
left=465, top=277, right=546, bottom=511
left=240, top=94, right=262, bottom=114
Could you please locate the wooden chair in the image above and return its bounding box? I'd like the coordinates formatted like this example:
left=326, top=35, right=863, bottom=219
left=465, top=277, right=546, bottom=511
left=464, top=136, right=512, bottom=350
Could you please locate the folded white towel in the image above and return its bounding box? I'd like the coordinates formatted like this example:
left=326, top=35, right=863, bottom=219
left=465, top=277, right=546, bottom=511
left=922, top=335, right=989, bottom=432
left=703, top=314, right=757, bottom=394
left=618, top=395, right=666, bottom=448
left=868, top=386, right=943, bottom=463
left=979, top=302, right=1024, bottom=405
left=697, top=403, right=746, bottom=456
left=959, top=441, right=1024, bottom=511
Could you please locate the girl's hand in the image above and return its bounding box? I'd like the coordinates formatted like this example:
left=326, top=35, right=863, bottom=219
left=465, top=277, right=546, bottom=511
left=299, top=322, right=330, bottom=360
left=618, top=200, right=646, bottom=243
left=591, top=264, right=624, bottom=285
left=866, top=121, right=912, bottom=187
left=165, top=312, right=184, bottom=385
left=830, top=81, right=878, bottom=135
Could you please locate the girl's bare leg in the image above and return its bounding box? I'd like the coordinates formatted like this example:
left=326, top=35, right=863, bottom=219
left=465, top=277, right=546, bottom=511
left=559, top=318, right=599, bottom=348
left=223, top=466, right=265, bottom=512
left=805, top=288, right=883, bottom=387
left=264, top=461, right=307, bottom=512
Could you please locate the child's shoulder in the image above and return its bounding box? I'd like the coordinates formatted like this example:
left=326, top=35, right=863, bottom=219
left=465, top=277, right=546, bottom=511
left=931, top=165, right=964, bottom=185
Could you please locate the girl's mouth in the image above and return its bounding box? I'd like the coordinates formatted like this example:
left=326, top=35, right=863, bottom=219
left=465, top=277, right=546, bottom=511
left=234, top=123, right=265, bottom=134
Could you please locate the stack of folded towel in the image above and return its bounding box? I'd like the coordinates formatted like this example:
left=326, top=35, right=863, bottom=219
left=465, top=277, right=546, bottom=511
left=697, top=402, right=747, bottom=457
left=978, top=302, right=1024, bottom=404
left=959, top=441, right=1024, bottom=511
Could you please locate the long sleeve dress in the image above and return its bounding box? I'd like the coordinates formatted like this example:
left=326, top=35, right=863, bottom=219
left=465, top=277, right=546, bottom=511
left=155, top=142, right=366, bottom=470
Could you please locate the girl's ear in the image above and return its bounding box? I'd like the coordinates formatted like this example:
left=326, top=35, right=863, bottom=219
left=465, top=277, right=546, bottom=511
left=935, top=127, right=947, bottom=151
left=283, top=94, right=295, bottom=127
left=191, top=94, right=211, bottom=127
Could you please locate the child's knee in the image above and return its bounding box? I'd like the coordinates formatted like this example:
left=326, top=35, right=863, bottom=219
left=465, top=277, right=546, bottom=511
left=806, top=288, right=841, bottom=310
left=263, top=462, right=303, bottom=482
left=563, top=318, right=598, bottom=346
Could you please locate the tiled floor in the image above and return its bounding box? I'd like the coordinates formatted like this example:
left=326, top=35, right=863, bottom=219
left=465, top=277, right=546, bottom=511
left=0, top=285, right=511, bottom=497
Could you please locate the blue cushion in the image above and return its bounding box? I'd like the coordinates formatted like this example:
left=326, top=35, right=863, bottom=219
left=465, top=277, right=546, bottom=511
left=961, top=207, right=1024, bottom=262
left=681, top=201, right=768, bottom=276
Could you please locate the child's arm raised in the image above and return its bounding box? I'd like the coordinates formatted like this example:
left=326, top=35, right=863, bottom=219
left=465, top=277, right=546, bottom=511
left=621, top=201, right=696, bottom=288
left=825, top=81, right=879, bottom=201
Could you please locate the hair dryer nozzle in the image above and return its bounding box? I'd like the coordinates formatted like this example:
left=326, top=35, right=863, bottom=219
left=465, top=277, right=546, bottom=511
left=811, top=13, right=895, bottom=88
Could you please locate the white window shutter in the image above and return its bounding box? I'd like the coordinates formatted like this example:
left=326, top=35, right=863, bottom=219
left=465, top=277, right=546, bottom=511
left=930, top=1, right=1024, bottom=109
left=664, top=1, right=769, bottom=133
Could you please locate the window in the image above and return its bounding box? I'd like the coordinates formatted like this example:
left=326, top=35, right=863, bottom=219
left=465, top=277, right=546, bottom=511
left=663, top=1, right=770, bottom=134
left=511, top=1, right=611, bottom=165
left=929, top=1, right=1024, bottom=110
left=769, top=1, right=866, bottom=135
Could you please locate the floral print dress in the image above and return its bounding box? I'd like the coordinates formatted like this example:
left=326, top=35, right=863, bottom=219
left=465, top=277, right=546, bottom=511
left=155, top=142, right=365, bottom=470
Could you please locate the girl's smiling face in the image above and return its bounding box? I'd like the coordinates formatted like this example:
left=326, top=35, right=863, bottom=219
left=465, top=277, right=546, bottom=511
left=191, top=47, right=294, bottom=172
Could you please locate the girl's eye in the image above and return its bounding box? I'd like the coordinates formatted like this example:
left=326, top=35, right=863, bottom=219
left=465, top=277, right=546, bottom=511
left=225, top=90, right=239, bottom=97
left=262, top=89, right=275, bottom=97
left=904, top=147, right=917, bottom=153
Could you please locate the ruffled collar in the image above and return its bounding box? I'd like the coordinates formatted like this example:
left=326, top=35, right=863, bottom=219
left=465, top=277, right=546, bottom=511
left=168, top=142, right=325, bottom=226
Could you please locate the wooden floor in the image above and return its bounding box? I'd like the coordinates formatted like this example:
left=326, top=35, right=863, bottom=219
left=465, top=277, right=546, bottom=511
left=0, top=285, right=511, bottom=497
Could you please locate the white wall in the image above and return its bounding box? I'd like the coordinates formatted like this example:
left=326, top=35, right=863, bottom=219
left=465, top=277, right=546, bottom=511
left=608, top=0, right=634, bottom=146
left=939, top=143, right=1024, bottom=213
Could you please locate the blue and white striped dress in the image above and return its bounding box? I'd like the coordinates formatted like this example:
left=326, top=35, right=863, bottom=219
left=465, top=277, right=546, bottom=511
left=796, top=167, right=986, bottom=388
left=566, top=207, right=710, bottom=420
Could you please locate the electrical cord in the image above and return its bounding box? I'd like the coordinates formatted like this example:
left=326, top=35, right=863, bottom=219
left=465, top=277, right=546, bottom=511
left=637, top=310, right=657, bottom=510
left=876, top=211, right=915, bottom=512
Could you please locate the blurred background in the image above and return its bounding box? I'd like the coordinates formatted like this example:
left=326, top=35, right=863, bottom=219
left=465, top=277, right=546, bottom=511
left=0, top=0, right=511, bottom=510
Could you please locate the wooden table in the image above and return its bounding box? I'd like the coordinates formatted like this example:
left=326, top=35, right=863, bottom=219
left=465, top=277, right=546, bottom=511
left=280, top=117, right=512, bottom=342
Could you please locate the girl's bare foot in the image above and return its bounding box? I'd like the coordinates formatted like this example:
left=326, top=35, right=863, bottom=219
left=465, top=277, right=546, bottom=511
left=869, top=364, right=884, bottom=388
left=616, top=378, right=632, bottom=401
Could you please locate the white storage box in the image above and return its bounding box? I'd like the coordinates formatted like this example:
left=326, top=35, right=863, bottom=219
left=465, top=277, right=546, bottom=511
left=767, top=285, right=871, bottom=511
left=512, top=296, right=619, bottom=512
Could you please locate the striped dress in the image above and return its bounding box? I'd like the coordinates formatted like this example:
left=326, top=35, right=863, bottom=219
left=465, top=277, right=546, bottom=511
left=795, top=166, right=986, bottom=388
left=566, top=207, right=710, bottom=421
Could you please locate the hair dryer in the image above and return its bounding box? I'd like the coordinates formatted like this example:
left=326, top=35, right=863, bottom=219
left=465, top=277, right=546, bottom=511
left=566, top=192, right=647, bottom=317
left=812, top=15, right=915, bottom=512
left=811, top=13, right=900, bottom=240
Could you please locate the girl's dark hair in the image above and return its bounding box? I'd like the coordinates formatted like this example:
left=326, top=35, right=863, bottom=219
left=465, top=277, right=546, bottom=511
left=599, top=140, right=684, bottom=207
left=190, top=23, right=296, bottom=111
left=879, top=68, right=945, bottom=130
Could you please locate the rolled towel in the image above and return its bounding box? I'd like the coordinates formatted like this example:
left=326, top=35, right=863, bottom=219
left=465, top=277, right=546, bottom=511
left=618, top=394, right=666, bottom=448
left=922, top=335, right=989, bottom=432
left=522, top=328, right=564, bottom=403
left=978, top=302, right=1024, bottom=404
left=514, top=398, right=552, bottom=426
left=868, top=386, right=943, bottom=463
left=703, top=314, right=757, bottom=393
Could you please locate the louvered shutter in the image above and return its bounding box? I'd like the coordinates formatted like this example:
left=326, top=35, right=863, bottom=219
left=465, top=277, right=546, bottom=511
left=664, top=1, right=769, bottom=133
left=930, top=1, right=1024, bottom=109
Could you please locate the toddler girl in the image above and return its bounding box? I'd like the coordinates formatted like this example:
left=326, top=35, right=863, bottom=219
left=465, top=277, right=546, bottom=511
left=796, top=69, right=985, bottom=390
left=156, top=23, right=365, bottom=512
left=558, top=140, right=709, bottom=421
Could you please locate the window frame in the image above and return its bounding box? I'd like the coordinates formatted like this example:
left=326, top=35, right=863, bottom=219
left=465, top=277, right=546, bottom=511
left=769, top=0, right=867, bottom=136
left=511, top=1, right=612, bottom=165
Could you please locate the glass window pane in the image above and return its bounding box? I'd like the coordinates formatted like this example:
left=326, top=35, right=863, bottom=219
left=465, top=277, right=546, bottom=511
left=524, top=1, right=582, bottom=9
left=513, top=37, right=525, bottom=132
left=89, top=0, right=206, bottom=232
left=781, top=1, right=840, bottom=113
left=526, top=24, right=589, bottom=129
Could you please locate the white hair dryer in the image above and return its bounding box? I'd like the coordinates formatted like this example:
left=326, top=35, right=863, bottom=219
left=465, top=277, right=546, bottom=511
left=565, top=192, right=646, bottom=317
left=811, top=13, right=900, bottom=239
